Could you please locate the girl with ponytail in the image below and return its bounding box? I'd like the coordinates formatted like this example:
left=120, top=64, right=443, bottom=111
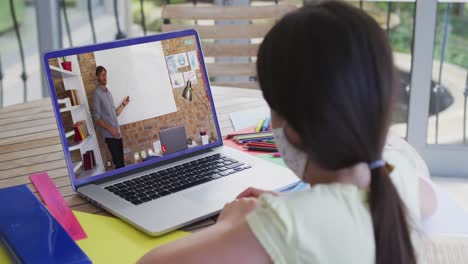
left=139, top=2, right=436, bottom=263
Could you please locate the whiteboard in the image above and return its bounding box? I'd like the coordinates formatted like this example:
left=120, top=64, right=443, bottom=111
left=94, top=42, right=177, bottom=126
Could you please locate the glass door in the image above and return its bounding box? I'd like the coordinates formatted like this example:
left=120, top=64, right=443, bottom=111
left=407, top=0, right=468, bottom=177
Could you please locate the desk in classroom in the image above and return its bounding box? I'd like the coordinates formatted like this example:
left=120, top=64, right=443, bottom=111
left=0, top=86, right=268, bottom=230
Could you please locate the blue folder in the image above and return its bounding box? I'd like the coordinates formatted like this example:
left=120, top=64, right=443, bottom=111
left=0, top=185, right=91, bottom=264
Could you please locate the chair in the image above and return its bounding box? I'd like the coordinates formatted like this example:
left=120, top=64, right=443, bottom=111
left=161, top=3, right=296, bottom=89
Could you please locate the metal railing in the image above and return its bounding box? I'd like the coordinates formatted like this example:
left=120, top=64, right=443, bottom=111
left=434, top=3, right=451, bottom=144
left=9, top=0, right=28, bottom=103
left=88, top=0, right=97, bottom=43
left=386, top=2, right=393, bottom=35
left=431, top=2, right=468, bottom=145
left=0, top=55, right=3, bottom=108
left=464, top=73, right=468, bottom=143
left=140, top=0, right=147, bottom=36
left=114, top=0, right=127, bottom=39
left=62, top=0, right=73, bottom=46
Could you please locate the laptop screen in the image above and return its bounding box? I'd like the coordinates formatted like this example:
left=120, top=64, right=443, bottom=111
left=43, top=30, right=222, bottom=188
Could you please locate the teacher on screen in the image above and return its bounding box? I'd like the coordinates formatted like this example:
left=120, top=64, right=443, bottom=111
left=92, top=65, right=130, bottom=169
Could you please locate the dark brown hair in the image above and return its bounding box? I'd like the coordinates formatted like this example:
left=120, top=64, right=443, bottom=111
left=95, top=65, right=107, bottom=76
left=257, top=2, right=415, bottom=263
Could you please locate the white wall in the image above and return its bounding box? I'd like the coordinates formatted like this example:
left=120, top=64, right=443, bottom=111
left=94, top=41, right=177, bottom=126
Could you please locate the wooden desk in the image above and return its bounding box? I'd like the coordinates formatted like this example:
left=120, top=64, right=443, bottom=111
left=2, top=86, right=468, bottom=262
left=0, top=86, right=268, bottom=220
left=0, top=83, right=423, bottom=216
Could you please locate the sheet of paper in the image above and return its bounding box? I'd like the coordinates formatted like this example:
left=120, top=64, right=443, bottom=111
left=256, top=153, right=285, bottom=167
left=229, top=107, right=270, bottom=131
left=0, top=211, right=189, bottom=264
left=0, top=245, right=11, bottom=264
left=165, top=55, right=177, bottom=74
left=183, top=70, right=198, bottom=84
left=170, top=73, right=185, bottom=88
left=187, top=51, right=199, bottom=70
left=175, top=52, right=189, bottom=68
left=74, top=211, right=188, bottom=263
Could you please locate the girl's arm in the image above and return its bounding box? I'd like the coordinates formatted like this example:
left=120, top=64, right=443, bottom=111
left=387, top=131, right=437, bottom=220
left=138, top=198, right=270, bottom=264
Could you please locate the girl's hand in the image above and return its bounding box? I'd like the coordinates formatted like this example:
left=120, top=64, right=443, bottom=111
left=236, top=187, right=278, bottom=199
left=217, top=198, right=258, bottom=227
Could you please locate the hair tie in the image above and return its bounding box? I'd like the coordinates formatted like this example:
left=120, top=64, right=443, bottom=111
left=369, top=160, right=386, bottom=170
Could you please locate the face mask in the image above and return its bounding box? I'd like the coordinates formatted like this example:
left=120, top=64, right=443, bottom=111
left=272, top=127, right=308, bottom=180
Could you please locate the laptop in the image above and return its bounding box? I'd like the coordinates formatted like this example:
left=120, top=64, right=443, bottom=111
left=159, top=126, right=188, bottom=155
left=43, top=29, right=298, bottom=236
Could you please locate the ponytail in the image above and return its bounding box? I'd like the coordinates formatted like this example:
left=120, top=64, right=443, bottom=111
left=256, top=1, right=417, bottom=262
left=369, top=165, right=416, bottom=264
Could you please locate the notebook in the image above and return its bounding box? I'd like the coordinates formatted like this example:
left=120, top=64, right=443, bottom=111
left=0, top=185, right=91, bottom=263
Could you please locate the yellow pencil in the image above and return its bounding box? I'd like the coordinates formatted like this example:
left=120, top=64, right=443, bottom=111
left=255, top=119, right=265, bottom=132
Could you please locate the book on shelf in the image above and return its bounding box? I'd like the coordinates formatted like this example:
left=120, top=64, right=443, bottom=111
left=66, top=90, right=80, bottom=106
left=83, top=150, right=96, bottom=171
left=73, top=127, right=83, bottom=142
left=79, top=121, right=89, bottom=137
left=73, top=121, right=89, bottom=143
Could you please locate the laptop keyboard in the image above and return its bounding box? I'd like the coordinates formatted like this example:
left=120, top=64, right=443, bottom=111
left=104, top=153, right=251, bottom=205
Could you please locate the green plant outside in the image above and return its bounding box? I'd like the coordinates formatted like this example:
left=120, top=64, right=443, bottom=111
left=132, top=0, right=187, bottom=32
left=374, top=2, right=467, bottom=69
left=0, top=0, right=25, bottom=34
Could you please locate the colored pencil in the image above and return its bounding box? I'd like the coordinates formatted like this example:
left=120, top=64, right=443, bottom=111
left=238, top=137, right=274, bottom=144
left=243, top=146, right=278, bottom=152
left=246, top=144, right=277, bottom=149
left=226, top=131, right=272, bottom=139
left=255, top=119, right=265, bottom=132
left=233, top=133, right=274, bottom=141
left=244, top=141, right=276, bottom=146
left=261, top=117, right=271, bottom=132
left=245, top=142, right=277, bottom=148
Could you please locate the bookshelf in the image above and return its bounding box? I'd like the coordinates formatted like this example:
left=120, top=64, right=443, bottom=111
left=79, top=167, right=101, bottom=179
left=68, top=136, right=91, bottom=151
left=50, top=55, right=105, bottom=179
left=59, top=104, right=83, bottom=113
left=50, top=65, right=80, bottom=78
left=73, top=161, right=83, bottom=173
left=65, top=130, right=75, bottom=139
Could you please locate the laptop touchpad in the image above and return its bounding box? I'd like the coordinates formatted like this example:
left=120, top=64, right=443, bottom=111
left=183, top=185, right=235, bottom=207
